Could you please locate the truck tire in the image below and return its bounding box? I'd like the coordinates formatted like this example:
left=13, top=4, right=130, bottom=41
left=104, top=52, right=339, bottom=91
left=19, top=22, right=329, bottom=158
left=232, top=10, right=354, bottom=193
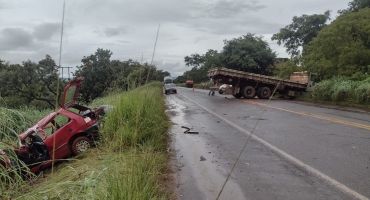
left=233, top=93, right=242, bottom=98
left=258, top=87, right=271, bottom=99
left=241, top=86, right=256, bottom=99
left=256, top=87, right=263, bottom=99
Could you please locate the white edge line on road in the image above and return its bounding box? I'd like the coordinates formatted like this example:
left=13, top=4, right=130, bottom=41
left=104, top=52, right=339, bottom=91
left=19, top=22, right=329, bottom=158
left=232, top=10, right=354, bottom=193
left=180, top=94, right=368, bottom=200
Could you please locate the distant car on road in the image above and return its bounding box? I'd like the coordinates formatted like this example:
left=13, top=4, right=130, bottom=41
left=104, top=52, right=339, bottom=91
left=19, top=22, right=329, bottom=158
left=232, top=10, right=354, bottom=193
left=219, top=84, right=232, bottom=94
left=164, top=83, right=177, bottom=95
left=163, top=76, right=173, bottom=84
left=185, top=80, right=194, bottom=88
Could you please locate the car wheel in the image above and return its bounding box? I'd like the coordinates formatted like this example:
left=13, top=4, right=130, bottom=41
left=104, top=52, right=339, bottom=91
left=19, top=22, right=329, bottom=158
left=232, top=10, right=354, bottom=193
left=71, top=136, right=93, bottom=155
left=219, top=90, right=223, bottom=94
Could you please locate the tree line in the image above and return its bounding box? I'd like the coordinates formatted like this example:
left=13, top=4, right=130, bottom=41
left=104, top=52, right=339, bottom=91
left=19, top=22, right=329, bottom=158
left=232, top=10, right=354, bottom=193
left=0, top=48, right=170, bottom=110
left=175, top=0, right=370, bottom=84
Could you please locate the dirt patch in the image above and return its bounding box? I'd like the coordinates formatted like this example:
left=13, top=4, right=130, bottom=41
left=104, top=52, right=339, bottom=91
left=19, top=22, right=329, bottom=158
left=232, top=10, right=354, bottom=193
left=162, top=147, right=180, bottom=200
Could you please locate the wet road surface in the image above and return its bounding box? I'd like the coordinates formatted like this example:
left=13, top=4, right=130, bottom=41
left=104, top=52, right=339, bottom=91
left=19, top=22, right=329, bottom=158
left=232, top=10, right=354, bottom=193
left=166, top=87, right=370, bottom=200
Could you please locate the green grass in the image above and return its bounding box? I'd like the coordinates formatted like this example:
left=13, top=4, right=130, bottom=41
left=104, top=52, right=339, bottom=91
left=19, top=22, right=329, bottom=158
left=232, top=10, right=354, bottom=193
left=0, top=81, right=173, bottom=199
left=296, top=77, right=370, bottom=110
left=0, top=106, right=52, bottom=199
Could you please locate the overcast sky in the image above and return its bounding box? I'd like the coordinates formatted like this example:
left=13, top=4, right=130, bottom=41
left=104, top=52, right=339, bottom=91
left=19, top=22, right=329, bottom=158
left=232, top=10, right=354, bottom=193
left=0, top=0, right=351, bottom=78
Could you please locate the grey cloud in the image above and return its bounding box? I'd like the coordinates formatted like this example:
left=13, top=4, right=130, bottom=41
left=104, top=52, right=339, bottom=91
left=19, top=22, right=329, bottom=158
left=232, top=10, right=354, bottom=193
left=202, top=0, right=266, bottom=18
left=183, top=16, right=284, bottom=36
left=0, top=47, right=58, bottom=65
left=194, top=35, right=215, bottom=43
left=61, top=50, right=85, bottom=67
left=0, top=28, right=37, bottom=51
left=167, top=38, right=181, bottom=41
left=117, top=40, right=130, bottom=44
left=104, top=26, right=128, bottom=37
left=153, top=60, right=183, bottom=76
left=169, top=1, right=276, bottom=36
left=73, top=0, right=198, bottom=26
left=33, top=23, right=60, bottom=41
left=92, top=26, right=129, bottom=37
left=0, top=1, right=7, bottom=9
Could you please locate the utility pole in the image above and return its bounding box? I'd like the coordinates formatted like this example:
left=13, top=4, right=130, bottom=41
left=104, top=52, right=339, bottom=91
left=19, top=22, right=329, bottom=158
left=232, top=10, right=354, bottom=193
left=59, top=66, right=73, bottom=79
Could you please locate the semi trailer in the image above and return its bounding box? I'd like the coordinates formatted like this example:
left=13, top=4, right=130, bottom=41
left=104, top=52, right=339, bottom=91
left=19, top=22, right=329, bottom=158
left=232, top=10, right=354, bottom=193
left=208, top=68, right=314, bottom=99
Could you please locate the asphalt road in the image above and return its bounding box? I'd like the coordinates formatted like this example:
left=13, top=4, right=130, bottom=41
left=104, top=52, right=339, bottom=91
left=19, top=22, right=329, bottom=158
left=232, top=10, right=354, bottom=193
left=167, top=87, right=370, bottom=200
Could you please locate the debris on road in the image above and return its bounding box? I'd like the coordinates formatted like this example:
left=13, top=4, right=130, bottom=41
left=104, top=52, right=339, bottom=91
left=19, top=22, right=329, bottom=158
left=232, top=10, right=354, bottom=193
left=181, top=126, right=199, bottom=134
left=200, top=156, right=206, bottom=161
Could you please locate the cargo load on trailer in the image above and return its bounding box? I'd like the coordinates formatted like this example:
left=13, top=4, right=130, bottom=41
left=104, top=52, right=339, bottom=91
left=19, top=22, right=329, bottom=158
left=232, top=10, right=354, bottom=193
left=208, top=68, right=314, bottom=99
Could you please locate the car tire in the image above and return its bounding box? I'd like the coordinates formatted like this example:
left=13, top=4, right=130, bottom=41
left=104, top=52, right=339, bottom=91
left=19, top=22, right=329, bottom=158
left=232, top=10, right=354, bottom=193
left=71, top=136, right=93, bottom=155
left=219, top=90, right=223, bottom=94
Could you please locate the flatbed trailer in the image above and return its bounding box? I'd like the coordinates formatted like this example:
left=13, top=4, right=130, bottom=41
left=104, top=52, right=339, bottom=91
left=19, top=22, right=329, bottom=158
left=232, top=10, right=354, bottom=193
left=208, top=68, right=314, bottom=99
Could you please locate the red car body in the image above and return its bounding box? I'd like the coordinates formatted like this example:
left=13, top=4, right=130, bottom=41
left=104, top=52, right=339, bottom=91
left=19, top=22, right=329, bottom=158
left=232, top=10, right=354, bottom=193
left=0, top=77, right=101, bottom=173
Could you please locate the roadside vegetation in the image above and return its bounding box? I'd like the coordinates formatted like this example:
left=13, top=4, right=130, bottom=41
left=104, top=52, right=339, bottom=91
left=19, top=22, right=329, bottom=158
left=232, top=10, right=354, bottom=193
left=0, top=82, right=173, bottom=199
left=297, top=77, right=370, bottom=110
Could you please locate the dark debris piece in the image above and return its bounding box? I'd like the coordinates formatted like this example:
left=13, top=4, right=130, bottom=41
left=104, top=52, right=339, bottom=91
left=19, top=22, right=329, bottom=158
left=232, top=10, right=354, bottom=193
left=181, top=126, right=199, bottom=134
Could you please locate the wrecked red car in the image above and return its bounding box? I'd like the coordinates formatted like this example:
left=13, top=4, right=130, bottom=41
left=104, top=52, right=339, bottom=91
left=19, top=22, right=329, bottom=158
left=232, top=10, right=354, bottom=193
left=0, top=77, right=101, bottom=173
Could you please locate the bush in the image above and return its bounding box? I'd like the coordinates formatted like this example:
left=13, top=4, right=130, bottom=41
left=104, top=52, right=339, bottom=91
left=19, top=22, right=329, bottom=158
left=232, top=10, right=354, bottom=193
left=355, top=82, right=370, bottom=104
left=313, top=78, right=336, bottom=101
left=0, top=97, right=28, bottom=109
left=313, top=76, right=370, bottom=106
left=331, top=79, right=358, bottom=103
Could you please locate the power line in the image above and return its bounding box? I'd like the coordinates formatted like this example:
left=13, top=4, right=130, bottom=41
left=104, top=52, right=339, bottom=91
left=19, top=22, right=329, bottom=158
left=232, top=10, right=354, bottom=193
left=58, top=66, right=73, bottom=79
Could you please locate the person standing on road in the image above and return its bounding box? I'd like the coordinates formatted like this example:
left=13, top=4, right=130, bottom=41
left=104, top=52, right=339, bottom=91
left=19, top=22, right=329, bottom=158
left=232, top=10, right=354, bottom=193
left=208, top=78, right=215, bottom=96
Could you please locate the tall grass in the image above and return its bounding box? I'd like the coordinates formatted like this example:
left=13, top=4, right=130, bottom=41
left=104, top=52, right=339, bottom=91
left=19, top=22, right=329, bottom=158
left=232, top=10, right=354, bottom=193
left=0, top=106, right=51, bottom=198
left=102, top=82, right=169, bottom=151
left=10, top=81, right=172, bottom=199
left=312, top=76, right=370, bottom=107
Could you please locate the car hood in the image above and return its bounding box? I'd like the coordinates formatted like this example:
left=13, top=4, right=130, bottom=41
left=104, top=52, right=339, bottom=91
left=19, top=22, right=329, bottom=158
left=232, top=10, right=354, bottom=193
left=62, top=77, right=84, bottom=109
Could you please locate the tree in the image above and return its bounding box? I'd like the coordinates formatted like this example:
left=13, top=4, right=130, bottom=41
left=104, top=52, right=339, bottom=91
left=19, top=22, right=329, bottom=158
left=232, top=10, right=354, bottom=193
left=173, top=75, right=186, bottom=84
left=338, top=0, right=370, bottom=15
left=303, top=8, right=370, bottom=80
left=273, top=58, right=300, bottom=79
left=220, top=33, right=276, bottom=75
left=2, top=55, right=62, bottom=109
left=126, top=64, right=161, bottom=87
left=183, top=49, right=223, bottom=83
left=73, top=48, right=115, bottom=103
left=271, top=11, right=331, bottom=56
left=184, top=53, right=205, bottom=68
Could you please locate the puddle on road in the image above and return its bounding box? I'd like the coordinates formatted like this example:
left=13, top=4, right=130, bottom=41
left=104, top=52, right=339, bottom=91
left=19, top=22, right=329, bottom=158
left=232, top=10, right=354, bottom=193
left=166, top=96, right=246, bottom=200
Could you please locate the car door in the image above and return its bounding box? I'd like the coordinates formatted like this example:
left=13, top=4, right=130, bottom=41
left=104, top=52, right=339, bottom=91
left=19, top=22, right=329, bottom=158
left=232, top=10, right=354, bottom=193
left=43, top=113, right=72, bottom=159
